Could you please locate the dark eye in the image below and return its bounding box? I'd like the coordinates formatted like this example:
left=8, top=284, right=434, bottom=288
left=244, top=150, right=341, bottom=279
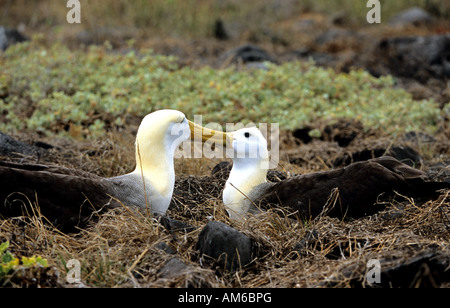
left=244, top=132, right=250, bottom=138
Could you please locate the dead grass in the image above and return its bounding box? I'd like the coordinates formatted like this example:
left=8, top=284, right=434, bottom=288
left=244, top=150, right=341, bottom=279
left=2, top=180, right=449, bottom=287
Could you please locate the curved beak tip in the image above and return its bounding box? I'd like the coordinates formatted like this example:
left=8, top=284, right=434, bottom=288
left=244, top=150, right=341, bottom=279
left=188, top=120, right=232, bottom=148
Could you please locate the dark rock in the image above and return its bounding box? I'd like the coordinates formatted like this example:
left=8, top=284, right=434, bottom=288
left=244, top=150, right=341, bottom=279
left=315, top=28, right=362, bottom=47
left=389, top=7, right=433, bottom=27
left=196, top=221, right=253, bottom=271
left=377, top=34, right=450, bottom=82
left=156, top=215, right=197, bottom=233
left=157, top=258, right=191, bottom=279
left=218, top=44, right=276, bottom=66
left=156, top=242, right=176, bottom=255
left=0, top=132, right=45, bottom=158
left=0, top=26, right=28, bottom=51
left=0, top=27, right=7, bottom=51
left=403, top=131, right=436, bottom=144
left=213, top=19, right=229, bottom=40
left=156, top=257, right=219, bottom=287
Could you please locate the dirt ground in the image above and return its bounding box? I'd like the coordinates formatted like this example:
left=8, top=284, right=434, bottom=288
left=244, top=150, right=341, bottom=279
left=1, top=6, right=450, bottom=288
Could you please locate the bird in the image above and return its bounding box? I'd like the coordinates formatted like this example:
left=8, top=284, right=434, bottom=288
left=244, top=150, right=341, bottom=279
left=0, top=109, right=212, bottom=232
left=211, top=126, right=450, bottom=220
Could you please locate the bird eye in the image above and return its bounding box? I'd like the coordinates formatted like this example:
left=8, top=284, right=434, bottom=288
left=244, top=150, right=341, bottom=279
left=244, top=132, right=250, bottom=138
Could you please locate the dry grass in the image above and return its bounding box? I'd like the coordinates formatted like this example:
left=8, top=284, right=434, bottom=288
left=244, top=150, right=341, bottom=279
left=2, top=180, right=449, bottom=288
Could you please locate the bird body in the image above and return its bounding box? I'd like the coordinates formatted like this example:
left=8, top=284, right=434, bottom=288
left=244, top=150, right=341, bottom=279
left=251, top=157, right=447, bottom=219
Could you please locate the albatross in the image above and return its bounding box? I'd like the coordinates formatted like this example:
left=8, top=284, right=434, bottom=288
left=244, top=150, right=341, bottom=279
left=0, top=109, right=213, bottom=231
left=209, top=126, right=450, bottom=220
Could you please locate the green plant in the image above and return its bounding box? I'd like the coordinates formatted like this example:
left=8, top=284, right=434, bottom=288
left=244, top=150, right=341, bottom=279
left=0, top=39, right=443, bottom=139
left=0, top=241, right=20, bottom=276
left=0, top=241, right=49, bottom=281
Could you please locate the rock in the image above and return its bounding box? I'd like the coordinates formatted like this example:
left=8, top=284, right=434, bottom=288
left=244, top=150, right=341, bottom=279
left=315, top=29, right=362, bottom=49
left=156, top=242, right=176, bottom=255
left=0, top=132, right=48, bottom=158
left=389, top=7, right=433, bottom=27
left=157, top=258, right=191, bottom=279
left=377, top=34, right=450, bottom=82
left=403, top=131, right=436, bottom=144
left=156, top=215, right=197, bottom=233
left=0, top=27, right=6, bottom=51
left=156, top=257, right=220, bottom=288
left=218, top=44, right=276, bottom=67
left=213, top=19, right=229, bottom=40
left=196, top=221, right=253, bottom=271
left=0, top=26, right=28, bottom=51
left=289, top=48, right=340, bottom=69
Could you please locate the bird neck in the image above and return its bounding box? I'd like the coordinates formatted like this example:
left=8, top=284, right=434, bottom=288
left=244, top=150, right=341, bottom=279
left=134, top=138, right=175, bottom=200
left=223, top=157, right=268, bottom=219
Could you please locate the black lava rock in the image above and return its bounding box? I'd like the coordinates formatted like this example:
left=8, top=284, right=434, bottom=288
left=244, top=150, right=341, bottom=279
left=218, top=44, right=276, bottom=67
left=0, top=132, right=48, bottom=158
left=377, top=34, right=450, bottom=82
left=0, top=26, right=28, bottom=51
left=196, top=221, right=253, bottom=271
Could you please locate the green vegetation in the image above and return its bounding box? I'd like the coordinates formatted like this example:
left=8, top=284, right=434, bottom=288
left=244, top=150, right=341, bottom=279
left=1, top=241, right=48, bottom=284
left=0, top=39, right=443, bottom=138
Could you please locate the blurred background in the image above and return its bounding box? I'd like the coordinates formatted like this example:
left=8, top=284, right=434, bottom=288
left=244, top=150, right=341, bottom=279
left=1, top=0, right=449, bottom=135
left=2, top=0, right=449, bottom=88
left=1, top=0, right=449, bottom=40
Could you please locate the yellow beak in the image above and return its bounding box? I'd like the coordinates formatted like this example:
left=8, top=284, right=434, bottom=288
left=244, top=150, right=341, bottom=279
left=188, top=120, right=233, bottom=147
